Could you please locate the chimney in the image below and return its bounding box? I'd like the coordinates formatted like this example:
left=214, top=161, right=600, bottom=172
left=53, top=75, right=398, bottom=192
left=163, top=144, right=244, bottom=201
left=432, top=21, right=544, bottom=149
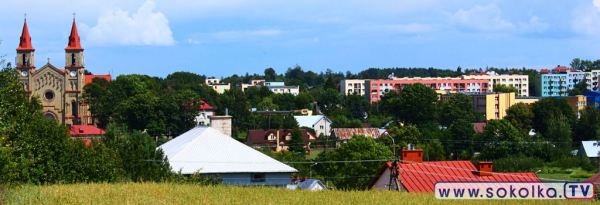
left=401, top=149, right=423, bottom=164
left=477, top=162, right=493, bottom=176
left=275, top=130, right=281, bottom=152
left=225, top=108, right=229, bottom=116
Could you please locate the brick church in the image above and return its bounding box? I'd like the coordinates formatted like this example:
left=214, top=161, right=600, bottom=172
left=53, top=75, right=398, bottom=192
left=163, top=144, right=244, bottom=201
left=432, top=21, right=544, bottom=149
left=15, top=18, right=110, bottom=129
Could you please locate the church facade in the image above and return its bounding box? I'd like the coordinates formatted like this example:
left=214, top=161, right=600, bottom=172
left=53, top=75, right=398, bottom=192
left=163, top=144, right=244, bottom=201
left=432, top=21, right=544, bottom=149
left=15, top=18, right=110, bottom=126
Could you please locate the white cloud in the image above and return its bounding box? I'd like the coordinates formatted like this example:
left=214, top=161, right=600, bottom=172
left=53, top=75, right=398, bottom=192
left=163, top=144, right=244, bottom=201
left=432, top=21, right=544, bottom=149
left=451, top=4, right=516, bottom=32
left=594, top=0, right=600, bottom=10
left=188, top=29, right=283, bottom=43
left=518, top=16, right=549, bottom=33
left=85, top=1, right=175, bottom=46
left=573, top=8, right=600, bottom=35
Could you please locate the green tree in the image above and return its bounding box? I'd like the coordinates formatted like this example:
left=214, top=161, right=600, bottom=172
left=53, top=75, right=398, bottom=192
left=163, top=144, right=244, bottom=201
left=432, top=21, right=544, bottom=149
left=346, top=94, right=370, bottom=121
left=477, top=119, right=525, bottom=160
left=288, top=127, right=306, bottom=156
left=504, top=103, right=534, bottom=135
left=570, top=58, right=583, bottom=70
left=439, top=93, right=475, bottom=127
left=282, top=115, right=299, bottom=129
left=218, top=89, right=251, bottom=131
left=423, top=139, right=445, bottom=161
left=378, top=124, right=420, bottom=155
left=316, top=88, right=343, bottom=116
left=544, top=114, right=573, bottom=160
left=393, top=83, right=438, bottom=127
left=257, top=97, right=279, bottom=111
left=264, top=67, right=277, bottom=81
left=568, top=81, right=590, bottom=96
left=444, top=119, right=475, bottom=160
left=294, top=92, right=314, bottom=109
left=315, top=136, right=393, bottom=190
left=574, top=106, right=600, bottom=141
left=531, top=97, right=575, bottom=137
left=159, top=89, right=200, bottom=136
left=493, top=84, right=518, bottom=93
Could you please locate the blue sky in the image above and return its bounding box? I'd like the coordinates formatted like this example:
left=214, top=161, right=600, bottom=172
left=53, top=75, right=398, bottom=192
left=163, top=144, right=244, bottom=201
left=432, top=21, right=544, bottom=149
left=1, top=0, right=600, bottom=78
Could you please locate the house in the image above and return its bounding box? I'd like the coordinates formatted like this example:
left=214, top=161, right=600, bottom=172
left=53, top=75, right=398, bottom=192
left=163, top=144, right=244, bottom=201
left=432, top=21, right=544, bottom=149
left=577, top=141, right=600, bottom=159
left=158, top=127, right=298, bottom=186
left=472, top=123, right=486, bottom=133
left=294, top=115, right=332, bottom=137
left=331, top=128, right=380, bottom=148
left=194, top=100, right=215, bottom=126
left=246, top=129, right=317, bottom=152
left=287, top=179, right=328, bottom=191
left=367, top=149, right=540, bottom=192
left=584, top=172, right=600, bottom=190
left=205, top=78, right=230, bottom=94
left=68, top=125, right=105, bottom=139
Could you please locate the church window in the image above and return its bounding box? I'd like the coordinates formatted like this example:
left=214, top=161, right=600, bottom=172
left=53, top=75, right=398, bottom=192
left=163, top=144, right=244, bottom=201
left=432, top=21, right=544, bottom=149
left=44, top=90, right=54, bottom=101
left=45, top=112, right=56, bottom=120
left=72, top=100, right=78, bottom=116
left=71, top=53, right=76, bottom=65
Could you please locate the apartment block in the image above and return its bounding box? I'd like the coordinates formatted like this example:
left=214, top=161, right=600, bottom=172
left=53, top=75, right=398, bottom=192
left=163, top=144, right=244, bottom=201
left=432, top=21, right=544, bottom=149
left=340, top=79, right=366, bottom=96
left=365, top=77, right=489, bottom=103
left=537, top=66, right=600, bottom=97
left=205, top=78, right=231, bottom=94
left=462, top=71, right=529, bottom=96
left=556, top=95, right=587, bottom=119
left=240, top=80, right=300, bottom=96
left=441, top=92, right=516, bottom=121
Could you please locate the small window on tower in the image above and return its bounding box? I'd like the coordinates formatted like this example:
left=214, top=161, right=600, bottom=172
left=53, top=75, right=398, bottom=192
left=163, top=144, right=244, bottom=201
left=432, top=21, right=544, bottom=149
left=23, top=54, right=28, bottom=66
left=71, top=53, right=76, bottom=65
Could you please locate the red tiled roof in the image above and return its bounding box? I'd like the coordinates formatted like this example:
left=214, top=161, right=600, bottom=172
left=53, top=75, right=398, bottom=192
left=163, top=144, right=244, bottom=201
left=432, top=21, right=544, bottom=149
left=468, top=71, right=487, bottom=76
left=539, top=69, right=551, bottom=74
left=472, top=123, right=486, bottom=133
left=17, top=19, right=34, bottom=51
left=85, top=75, right=111, bottom=85
left=199, top=100, right=215, bottom=110
left=552, top=66, right=569, bottom=72
left=66, top=19, right=83, bottom=50
left=69, top=125, right=106, bottom=136
left=369, top=161, right=540, bottom=192
left=332, top=128, right=380, bottom=140
left=247, top=129, right=315, bottom=145
left=584, top=172, right=600, bottom=189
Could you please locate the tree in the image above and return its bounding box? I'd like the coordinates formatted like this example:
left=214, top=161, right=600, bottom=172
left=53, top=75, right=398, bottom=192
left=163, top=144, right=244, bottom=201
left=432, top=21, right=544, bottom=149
left=159, top=89, right=200, bottom=136
left=294, top=93, right=314, bottom=109
left=257, top=97, right=278, bottom=111
left=504, top=103, right=534, bottom=135
left=316, top=88, right=343, bottom=116
left=315, top=136, right=393, bottom=190
left=392, top=83, right=438, bottom=126
left=423, top=139, right=445, bottom=161
left=477, top=119, right=525, bottom=160
left=568, top=81, right=590, bottom=96
left=378, top=124, right=421, bottom=155
left=288, top=127, right=305, bottom=156
left=218, top=89, right=251, bottom=131
left=574, top=106, right=600, bottom=142
left=544, top=114, right=573, bottom=160
left=444, top=119, right=475, bottom=160
left=346, top=94, right=370, bottom=121
left=493, top=84, right=518, bottom=93
left=264, top=67, right=277, bottom=81
left=439, top=93, right=475, bottom=127
left=282, top=115, right=299, bottom=129
left=571, top=58, right=583, bottom=71
left=531, top=97, right=575, bottom=137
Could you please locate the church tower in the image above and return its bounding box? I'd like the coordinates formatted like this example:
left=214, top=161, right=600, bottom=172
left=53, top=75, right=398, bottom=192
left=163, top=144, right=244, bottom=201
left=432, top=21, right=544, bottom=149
left=16, top=18, right=35, bottom=77
left=64, top=18, right=85, bottom=125
left=65, top=18, right=84, bottom=74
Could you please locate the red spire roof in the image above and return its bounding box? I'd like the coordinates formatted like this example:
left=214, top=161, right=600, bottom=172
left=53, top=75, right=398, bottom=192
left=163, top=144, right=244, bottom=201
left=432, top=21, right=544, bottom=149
left=17, top=19, right=34, bottom=51
left=65, top=19, right=83, bottom=50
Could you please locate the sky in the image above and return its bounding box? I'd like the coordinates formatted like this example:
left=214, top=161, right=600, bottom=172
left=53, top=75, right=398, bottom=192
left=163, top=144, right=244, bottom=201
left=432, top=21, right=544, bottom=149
left=1, top=0, right=600, bottom=78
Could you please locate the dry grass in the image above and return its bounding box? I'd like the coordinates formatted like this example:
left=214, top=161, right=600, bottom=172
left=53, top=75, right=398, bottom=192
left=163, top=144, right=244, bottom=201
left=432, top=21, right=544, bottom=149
left=1, top=183, right=597, bottom=205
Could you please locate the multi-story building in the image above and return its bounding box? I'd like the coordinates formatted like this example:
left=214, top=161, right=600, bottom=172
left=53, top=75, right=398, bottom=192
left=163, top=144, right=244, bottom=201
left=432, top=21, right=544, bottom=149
left=205, top=78, right=230, bottom=94
left=462, top=71, right=529, bottom=96
left=365, top=77, right=489, bottom=103
left=583, top=91, right=600, bottom=109
left=241, top=79, right=266, bottom=91
left=441, top=92, right=516, bottom=120
left=515, top=96, right=541, bottom=107
left=241, top=80, right=300, bottom=96
left=556, top=95, right=587, bottom=119
left=537, top=66, right=600, bottom=97
left=340, top=79, right=366, bottom=96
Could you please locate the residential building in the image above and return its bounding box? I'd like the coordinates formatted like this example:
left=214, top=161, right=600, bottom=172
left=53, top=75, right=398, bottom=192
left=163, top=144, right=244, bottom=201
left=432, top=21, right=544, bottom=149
left=195, top=100, right=215, bottom=126
left=68, top=125, right=106, bottom=139
left=159, top=127, right=298, bottom=186
left=340, top=79, right=366, bottom=96
left=537, top=65, right=600, bottom=97
left=331, top=128, right=380, bottom=148
left=241, top=80, right=300, bottom=96
left=556, top=95, right=587, bottom=118
left=462, top=71, right=529, bottom=96
left=246, top=129, right=316, bottom=151
left=472, top=123, right=486, bottom=133
left=577, top=141, right=600, bottom=159
left=365, top=77, right=489, bottom=103
left=293, top=109, right=313, bottom=116
left=14, top=18, right=111, bottom=126
left=241, top=79, right=266, bottom=91
left=441, top=92, right=515, bottom=120
left=205, top=78, right=230, bottom=94
left=583, top=91, right=600, bottom=109
left=367, top=149, right=540, bottom=192
left=515, top=96, right=541, bottom=107
left=294, top=115, right=332, bottom=137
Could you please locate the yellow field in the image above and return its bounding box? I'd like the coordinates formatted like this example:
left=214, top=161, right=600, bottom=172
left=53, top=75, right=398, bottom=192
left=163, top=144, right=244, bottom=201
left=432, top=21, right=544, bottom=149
left=1, top=183, right=596, bottom=205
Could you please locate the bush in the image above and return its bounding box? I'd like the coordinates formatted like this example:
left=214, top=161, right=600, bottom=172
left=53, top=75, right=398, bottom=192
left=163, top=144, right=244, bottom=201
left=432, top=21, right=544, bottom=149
left=492, top=157, right=544, bottom=172
left=548, top=156, right=596, bottom=172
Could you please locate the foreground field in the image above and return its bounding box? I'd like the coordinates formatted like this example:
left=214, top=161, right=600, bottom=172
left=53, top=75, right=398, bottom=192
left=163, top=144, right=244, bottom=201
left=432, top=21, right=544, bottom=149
left=2, top=183, right=597, bottom=205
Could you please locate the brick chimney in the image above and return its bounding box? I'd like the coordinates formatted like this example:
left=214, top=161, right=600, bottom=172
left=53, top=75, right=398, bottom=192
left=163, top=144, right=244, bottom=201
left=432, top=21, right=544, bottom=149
left=477, top=162, right=493, bottom=176
left=401, top=149, right=423, bottom=164
left=275, top=130, right=281, bottom=152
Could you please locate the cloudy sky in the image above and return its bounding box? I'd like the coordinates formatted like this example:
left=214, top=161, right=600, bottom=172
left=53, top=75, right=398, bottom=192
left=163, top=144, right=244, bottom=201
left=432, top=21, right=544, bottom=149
left=1, top=0, right=600, bottom=78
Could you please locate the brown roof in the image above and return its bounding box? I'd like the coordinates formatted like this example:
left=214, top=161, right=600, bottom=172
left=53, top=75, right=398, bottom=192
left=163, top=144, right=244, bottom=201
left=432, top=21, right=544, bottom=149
left=247, top=129, right=315, bottom=145
left=472, top=123, right=486, bottom=133
left=332, top=128, right=380, bottom=140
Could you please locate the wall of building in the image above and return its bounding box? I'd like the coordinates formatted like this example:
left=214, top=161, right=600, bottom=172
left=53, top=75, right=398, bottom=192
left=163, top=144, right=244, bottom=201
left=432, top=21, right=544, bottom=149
left=365, top=78, right=489, bottom=103
left=538, top=70, right=600, bottom=97
left=561, top=95, right=587, bottom=119
left=463, top=74, right=529, bottom=96
left=210, top=116, right=232, bottom=136
left=312, top=118, right=331, bottom=137
left=214, top=173, right=294, bottom=186
left=340, top=79, right=366, bottom=96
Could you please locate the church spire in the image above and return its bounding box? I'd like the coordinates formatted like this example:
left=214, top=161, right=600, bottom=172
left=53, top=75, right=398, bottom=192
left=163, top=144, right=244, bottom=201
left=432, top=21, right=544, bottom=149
left=17, top=18, right=34, bottom=51
left=65, top=18, right=83, bottom=50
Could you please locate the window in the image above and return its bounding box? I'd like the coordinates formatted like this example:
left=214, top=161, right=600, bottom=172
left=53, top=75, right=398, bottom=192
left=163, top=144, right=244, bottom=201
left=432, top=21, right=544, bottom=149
left=268, top=133, right=276, bottom=141
left=72, top=100, right=78, bottom=116
left=45, top=112, right=56, bottom=120
left=71, top=53, right=76, bottom=65
left=251, top=173, right=265, bottom=182
left=320, top=125, right=324, bottom=129
left=44, top=90, right=55, bottom=101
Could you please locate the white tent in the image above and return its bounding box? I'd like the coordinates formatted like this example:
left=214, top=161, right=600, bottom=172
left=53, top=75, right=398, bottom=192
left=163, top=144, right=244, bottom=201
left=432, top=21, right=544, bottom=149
left=159, top=127, right=297, bottom=185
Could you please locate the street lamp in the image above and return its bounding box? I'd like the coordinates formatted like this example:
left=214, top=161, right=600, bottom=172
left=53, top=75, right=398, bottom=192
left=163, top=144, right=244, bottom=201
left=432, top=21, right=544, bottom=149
left=384, top=133, right=396, bottom=158
left=310, top=163, right=318, bottom=178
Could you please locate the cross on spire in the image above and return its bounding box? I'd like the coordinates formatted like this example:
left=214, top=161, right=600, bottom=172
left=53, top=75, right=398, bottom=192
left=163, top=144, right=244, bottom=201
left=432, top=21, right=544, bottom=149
left=47, top=57, right=50, bottom=63
left=73, top=12, right=76, bottom=20
left=24, top=13, right=27, bottom=20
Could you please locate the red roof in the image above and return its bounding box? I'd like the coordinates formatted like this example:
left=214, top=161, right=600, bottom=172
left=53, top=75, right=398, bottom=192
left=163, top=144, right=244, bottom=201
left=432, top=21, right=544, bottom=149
left=65, top=19, right=83, bottom=50
left=69, top=125, right=106, bottom=136
left=468, top=71, right=487, bottom=76
left=332, top=128, right=380, bottom=140
left=472, top=123, right=486, bottom=133
left=199, top=100, right=215, bottom=110
left=85, top=75, right=112, bottom=85
left=539, top=69, right=551, bottom=74
left=17, top=19, right=34, bottom=51
left=552, top=65, right=569, bottom=73
left=584, top=172, right=600, bottom=189
left=369, top=161, right=539, bottom=193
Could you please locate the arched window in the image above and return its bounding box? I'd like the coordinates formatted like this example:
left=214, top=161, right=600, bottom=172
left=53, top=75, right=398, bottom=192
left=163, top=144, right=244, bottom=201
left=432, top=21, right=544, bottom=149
left=71, top=53, right=76, bottom=65
left=45, top=112, right=56, bottom=120
left=72, top=100, right=78, bottom=116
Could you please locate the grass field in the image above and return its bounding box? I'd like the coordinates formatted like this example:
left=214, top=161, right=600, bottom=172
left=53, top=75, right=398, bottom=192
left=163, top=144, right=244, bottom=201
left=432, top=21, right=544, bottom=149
left=2, top=183, right=597, bottom=205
